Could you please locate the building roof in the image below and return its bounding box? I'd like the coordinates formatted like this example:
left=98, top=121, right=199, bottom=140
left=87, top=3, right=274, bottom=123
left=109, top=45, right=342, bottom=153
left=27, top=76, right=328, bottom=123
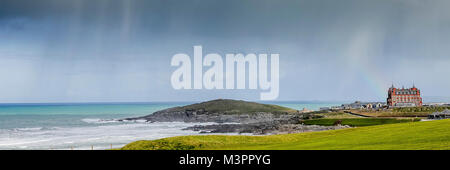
left=392, top=88, right=419, bottom=95
left=431, top=109, right=450, bottom=116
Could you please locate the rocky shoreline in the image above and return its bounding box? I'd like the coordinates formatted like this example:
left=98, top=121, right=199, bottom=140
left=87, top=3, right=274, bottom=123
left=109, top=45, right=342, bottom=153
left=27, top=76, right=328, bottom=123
left=121, top=99, right=350, bottom=135
left=121, top=109, right=351, bottom=135
left=184, top=121, right=350, bottom=135
left=122, top=110, right=302, bottom=123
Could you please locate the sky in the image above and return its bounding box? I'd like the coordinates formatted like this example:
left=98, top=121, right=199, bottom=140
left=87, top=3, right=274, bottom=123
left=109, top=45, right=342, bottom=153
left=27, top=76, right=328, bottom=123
left=1, top=0, right=450, bottom=103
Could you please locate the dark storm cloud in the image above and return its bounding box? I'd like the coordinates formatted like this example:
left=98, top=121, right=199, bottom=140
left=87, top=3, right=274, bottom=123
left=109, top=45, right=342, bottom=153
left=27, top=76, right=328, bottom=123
left=3, top=0, right=447, bottom=44
left=0, top=0, right=394, bottom=40
left=0, top=0, right=450, bottom=102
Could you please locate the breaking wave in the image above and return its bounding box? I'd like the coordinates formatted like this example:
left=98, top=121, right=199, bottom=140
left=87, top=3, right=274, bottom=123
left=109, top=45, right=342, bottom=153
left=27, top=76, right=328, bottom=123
left=0, top=121, right=217, bottom=150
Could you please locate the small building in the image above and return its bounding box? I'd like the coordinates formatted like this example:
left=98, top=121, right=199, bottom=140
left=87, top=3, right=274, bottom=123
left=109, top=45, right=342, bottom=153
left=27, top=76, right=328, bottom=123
left=428, top=109, right=450, bottom=119
left=298, top=108, right=313, bottom=113
left=330, top=106, right=342, bottom=110
left=340, top=101, right=385, bottom=110
left=319, top=107, right=330, bottom=111
left=341, top=101, right=363, bottom=109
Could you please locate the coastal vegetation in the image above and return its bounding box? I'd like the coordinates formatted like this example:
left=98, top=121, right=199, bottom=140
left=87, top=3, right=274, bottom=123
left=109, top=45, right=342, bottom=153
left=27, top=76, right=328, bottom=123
left=393, top=106, right=450, bottom=113
left=301, top=118, right=420, bottom=127
left=348, top=106, right=449, bottom=117
left=311, top=112, right=361, bottom=119
left=121, top=119, right=450, bottom=150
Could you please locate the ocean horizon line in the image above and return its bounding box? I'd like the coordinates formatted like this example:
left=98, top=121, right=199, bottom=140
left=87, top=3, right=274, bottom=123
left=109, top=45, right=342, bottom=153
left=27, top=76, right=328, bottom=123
left=0, top=100, right=351, bottom=106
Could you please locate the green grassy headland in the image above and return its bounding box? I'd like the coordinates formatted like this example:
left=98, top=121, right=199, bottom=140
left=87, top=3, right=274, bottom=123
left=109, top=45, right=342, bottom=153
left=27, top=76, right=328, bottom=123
left=168, top=99, right=297, bottom=115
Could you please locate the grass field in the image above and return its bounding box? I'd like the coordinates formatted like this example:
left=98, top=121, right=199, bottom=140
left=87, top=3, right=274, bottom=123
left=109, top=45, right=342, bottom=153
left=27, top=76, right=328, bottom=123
left=121, top=119, right=450, bottom=150
left=312, top=112, right=361, bottom=119
left=302, top=118, right=420, bottom=127
left=393, top=106, right=450, bottom=113
left=350, top=110, right=431, bottom=117
left=350, top=106, right=450, bottom=117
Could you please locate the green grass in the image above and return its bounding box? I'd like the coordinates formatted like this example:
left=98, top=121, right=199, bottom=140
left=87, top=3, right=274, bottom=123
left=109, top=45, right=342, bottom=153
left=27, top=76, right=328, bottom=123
left=393, top=106, right=450, bottom=113
left=302, top=118, right=420, bottom=127
left=313, top=112, right=361, bottom=119
left=352, top=109, right=431, bottom=117
left=121, top=119, right=450, bottom=150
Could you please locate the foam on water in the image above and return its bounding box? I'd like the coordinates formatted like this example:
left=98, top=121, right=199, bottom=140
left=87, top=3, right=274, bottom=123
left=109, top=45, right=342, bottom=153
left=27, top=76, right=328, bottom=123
left=0, top=120, right=216, bottom=150
left=81, top=118, right=120, bottom=124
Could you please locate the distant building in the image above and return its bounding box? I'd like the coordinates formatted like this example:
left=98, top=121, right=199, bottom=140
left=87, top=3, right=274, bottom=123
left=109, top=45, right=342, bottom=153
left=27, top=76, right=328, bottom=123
left=298, top=108, right=313, bottom=113
left=342, top=101, right=363, bottom=109
left=424, top=103, right=448, bottom=106
left=387, top=84, right=422, bottom=107
left=330, top=106, right=342, bottom=110
left=340, top=101, right=385, bottom=110
left=428, top=109, right=450, bottom=119
left=319, top=107, right=330, bottom=111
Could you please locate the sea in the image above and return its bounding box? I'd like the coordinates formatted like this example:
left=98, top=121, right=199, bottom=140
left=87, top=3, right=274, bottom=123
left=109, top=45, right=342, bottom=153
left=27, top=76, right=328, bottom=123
left=0, top=102, right=341, bottom=150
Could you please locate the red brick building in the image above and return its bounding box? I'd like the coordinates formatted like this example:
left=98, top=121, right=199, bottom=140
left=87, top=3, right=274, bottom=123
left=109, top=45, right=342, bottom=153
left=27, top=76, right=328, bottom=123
left=387, top=85, right=422, bottom=107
